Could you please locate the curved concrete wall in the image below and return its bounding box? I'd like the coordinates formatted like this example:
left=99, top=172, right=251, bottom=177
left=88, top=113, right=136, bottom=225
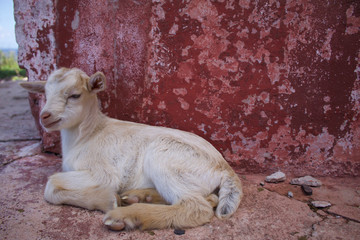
left=15, top=0, right=360, bottom=176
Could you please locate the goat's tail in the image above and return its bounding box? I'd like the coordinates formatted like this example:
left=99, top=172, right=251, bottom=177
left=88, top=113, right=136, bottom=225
left=215, top=170, right=243, bottom=219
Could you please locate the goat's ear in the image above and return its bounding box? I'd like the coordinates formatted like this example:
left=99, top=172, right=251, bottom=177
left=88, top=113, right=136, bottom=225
left=88, top=72, right=106, bottom=93
left=19, top=81, right=46, bottom=94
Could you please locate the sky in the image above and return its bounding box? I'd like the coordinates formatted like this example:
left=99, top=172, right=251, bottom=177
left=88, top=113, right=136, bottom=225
left=0, top=0, right=17, bottom=49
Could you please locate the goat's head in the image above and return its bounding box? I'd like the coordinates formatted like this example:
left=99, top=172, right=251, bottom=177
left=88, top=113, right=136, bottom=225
left=20, top=68, right=106, bottom=131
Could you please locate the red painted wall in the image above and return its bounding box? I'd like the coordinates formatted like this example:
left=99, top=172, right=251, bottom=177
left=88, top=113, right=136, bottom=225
left=15, top=0, right=360, bottom=176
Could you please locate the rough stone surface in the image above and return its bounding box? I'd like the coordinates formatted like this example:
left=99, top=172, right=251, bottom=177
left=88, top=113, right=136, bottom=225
left=265, top=171, right=286, bottom=183
left=14, top=0, right=360, bottom=176
left=291, top=176, right=323, bottom=187
left=0, top=157, right=321, bottom=240
left=2, top=159, right=359, bottom=240
left=327, top=205, right=360, bottom=223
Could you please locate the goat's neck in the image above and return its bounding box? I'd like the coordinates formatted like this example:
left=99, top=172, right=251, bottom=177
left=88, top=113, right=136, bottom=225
left=61, top=97, right=106, bottom=157
left=61, top=128, right=79, bottom=157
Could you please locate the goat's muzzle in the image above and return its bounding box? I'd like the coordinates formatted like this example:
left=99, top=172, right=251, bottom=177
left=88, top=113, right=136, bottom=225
left=40, top=111, right=62, bottom=129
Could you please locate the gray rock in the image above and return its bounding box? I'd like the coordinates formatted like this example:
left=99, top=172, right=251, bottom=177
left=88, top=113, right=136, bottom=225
left=311, top=201, right=331, bottom=208
left=260, top=182, right=265, bottom=186
left=265, top=171, right=286, bottom=183
left=290, top=176, right=322, bottom=187
left=301, top=185, right=313, bottom=195
left=288, top=191, right=293, bottom=198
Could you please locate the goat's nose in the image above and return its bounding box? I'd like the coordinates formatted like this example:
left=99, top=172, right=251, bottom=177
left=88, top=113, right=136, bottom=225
left=41, top=111, right=51, bottom=120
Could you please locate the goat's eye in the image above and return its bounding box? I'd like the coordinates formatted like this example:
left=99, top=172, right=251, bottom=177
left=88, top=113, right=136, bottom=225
left=69, top=94, right=81, bottom=99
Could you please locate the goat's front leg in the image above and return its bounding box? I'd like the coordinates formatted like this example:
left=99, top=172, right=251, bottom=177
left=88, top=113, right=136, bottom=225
left=44, top=171, right=119, bottom=212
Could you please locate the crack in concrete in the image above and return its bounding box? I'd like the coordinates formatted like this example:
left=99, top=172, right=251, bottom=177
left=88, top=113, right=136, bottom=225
left=324, top=209, right=360, bottom=224
left=1, top=156, right=24, bottom=168
left=0, top=152, right=41, bottom=169
left=0, top=139, right=42, bottom=169
left=308, top=216, right=328, bottom=239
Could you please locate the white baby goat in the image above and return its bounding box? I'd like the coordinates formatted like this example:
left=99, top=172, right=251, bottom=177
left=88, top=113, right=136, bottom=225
left=20, top=68, right=243, bottom=231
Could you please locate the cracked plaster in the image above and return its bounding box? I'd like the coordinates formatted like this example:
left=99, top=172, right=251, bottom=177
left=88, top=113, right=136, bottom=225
left=14, top=0, right=360, bottom=176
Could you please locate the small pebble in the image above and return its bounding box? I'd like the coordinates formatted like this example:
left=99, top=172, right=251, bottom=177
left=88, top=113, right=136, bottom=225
left=301, top=185, right=313, bottom=195
left=260, top=182, right=265, bottom=186
left=288, top=191, right=293, bottom=198
left=311, top=201, right=331, bottom=208
left=174, top=229, right=186, bottom=235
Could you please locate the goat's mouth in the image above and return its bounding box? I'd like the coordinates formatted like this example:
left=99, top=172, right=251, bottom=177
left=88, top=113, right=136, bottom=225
left=42, top=118, right=62, bottom=128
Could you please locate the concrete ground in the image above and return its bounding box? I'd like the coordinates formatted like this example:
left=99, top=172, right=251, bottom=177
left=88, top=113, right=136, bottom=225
left=1, top=79, right=359, bottom=240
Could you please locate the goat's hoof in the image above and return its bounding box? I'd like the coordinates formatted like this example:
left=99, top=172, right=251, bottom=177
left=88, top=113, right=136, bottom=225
left=104, top=218, right=125, bottom=231
left=120, top=195, right=141, bottom=205
left=104, top=208, right=138, bottom=231
left=120, top=188, right=165, bottom=206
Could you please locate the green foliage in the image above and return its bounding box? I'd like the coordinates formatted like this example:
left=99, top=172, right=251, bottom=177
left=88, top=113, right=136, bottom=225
left=0, top=50, right=26, bottom=79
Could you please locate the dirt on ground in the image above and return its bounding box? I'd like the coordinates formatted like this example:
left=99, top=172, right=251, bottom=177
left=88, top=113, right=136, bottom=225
left=1, top=79, right=359, bottom=240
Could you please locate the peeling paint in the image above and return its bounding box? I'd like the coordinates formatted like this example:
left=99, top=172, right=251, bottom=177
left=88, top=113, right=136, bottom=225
left=14, top=0, right=59, bottom=152
left=145, top=0, right=360, bottom=176
left=346, top=5, right=360, bottom=35
left=71, top=10, right=80, bottom=30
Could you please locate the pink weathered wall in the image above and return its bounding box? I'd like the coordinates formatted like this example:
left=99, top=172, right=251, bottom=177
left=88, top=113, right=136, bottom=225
left=15, top=0, right=360, bottom=176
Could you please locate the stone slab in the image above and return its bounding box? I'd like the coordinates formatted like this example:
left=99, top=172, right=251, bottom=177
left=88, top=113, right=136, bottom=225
left=0, top=154, right=324, bottom=240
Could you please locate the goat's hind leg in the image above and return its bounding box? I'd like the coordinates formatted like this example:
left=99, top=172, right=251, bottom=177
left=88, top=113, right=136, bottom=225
left=45, top=171, right=119, bottom=212
left=104, top=195, right=217, bottom=231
